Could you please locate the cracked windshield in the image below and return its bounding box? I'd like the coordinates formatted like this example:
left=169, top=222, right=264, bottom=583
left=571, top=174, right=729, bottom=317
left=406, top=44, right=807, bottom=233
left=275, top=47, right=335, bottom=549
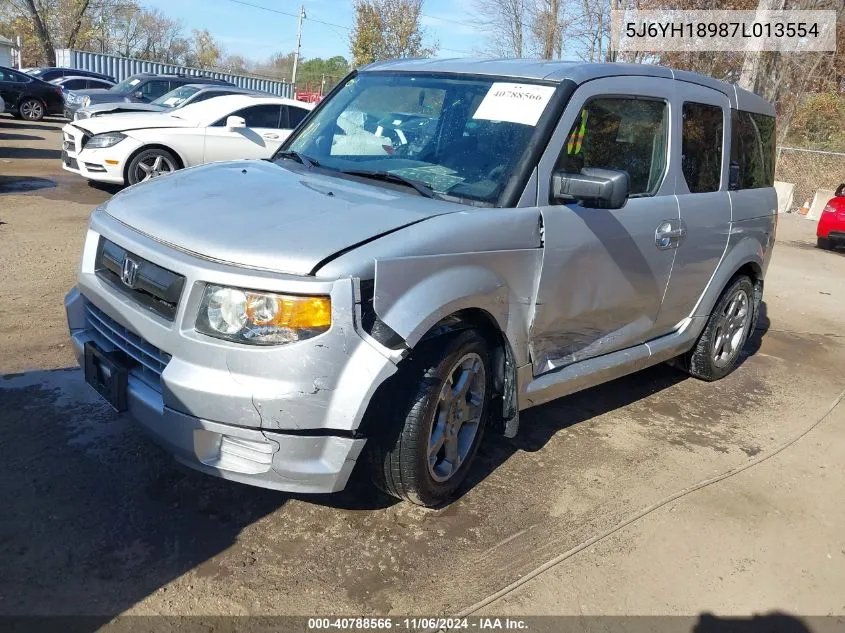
left=281, top=73, right=556, bottom=204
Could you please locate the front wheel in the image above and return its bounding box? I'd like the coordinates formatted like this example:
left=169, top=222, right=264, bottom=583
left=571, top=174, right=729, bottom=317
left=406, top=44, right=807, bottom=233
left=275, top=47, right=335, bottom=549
left=367, top=330, right=492, bottom=507
left=126, top=148, right=179, bottom=185
left=679, top=275, right=756, bottom=381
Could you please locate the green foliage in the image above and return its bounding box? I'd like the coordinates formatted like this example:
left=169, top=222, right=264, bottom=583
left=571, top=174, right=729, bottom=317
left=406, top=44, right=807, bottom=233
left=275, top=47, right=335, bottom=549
left=350, top=0, right=437, bottom=67
left=784, top=92, right=845, bottom=152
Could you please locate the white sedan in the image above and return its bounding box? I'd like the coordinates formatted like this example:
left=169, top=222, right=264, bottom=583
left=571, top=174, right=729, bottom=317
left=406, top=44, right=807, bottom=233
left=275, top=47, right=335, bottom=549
left=60, top=94, right=313, bottom=185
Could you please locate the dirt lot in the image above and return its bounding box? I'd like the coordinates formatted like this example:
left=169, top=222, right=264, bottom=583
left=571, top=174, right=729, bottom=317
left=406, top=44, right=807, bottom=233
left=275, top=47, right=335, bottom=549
left=1, top=115, right=844, bottom=620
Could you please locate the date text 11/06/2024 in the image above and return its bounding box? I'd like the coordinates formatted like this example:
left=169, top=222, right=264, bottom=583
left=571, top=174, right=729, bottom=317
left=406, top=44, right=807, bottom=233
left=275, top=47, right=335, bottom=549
left=307, top=617, right=529, bottom=630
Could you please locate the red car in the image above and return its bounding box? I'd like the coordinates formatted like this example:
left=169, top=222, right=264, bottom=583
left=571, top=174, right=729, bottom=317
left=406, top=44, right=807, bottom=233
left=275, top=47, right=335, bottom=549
left=817, top=183, right=845, bottom=250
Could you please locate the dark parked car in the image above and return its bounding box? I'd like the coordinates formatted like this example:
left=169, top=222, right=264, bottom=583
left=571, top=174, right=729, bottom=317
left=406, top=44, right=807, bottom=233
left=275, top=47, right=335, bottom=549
left=25, top=67, right=116, bottom=83
left=49, top=75, right=115, bottom=92
left=63, top=73, right=235, bottom=119
left=73, top=83, right=266, bottom=120
left=0, top=65, right=64, bottom=121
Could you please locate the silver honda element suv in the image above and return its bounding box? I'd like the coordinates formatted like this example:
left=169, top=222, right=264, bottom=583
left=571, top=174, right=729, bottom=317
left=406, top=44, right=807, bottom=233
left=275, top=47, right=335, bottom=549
left=66, top=59, right=777, bottom=506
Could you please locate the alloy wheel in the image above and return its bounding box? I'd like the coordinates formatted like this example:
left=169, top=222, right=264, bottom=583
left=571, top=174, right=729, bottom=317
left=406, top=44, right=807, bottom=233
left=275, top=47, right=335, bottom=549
left=711, top=288, right=751, bottom=368
left=427, top=352, right=486, bottom=483
left=136, top=154, right=176, bottom=181
left=20, top=99, right=43, bottom=120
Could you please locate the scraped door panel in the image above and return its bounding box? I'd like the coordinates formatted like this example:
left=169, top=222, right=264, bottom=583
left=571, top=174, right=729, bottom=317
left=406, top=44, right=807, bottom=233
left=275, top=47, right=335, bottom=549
left=531, top=198, right=679, bottom=374
left=530, top=76, right=680, bottom=376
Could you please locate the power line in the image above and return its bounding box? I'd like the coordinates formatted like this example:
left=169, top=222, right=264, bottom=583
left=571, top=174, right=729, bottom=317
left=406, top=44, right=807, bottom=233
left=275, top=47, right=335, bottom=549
left=223, top=0, right=476, bottom=54
left=224, top=0, right=352, bottom=30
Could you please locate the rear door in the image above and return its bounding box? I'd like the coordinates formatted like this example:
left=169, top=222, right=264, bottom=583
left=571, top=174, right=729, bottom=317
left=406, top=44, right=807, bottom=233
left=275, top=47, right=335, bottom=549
left=529, top=76, right=679, bottom=375
left=655, top=84, right=732, bottom=331
left=0, top=68, right=23, bottom=108
left=203, top=104, right=286, bottom=162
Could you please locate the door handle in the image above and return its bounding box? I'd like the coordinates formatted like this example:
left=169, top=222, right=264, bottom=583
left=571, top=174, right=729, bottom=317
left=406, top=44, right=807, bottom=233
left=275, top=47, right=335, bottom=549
left=262, top=133, right=279, bottom=140
left=655, top=221, right=686, bottom=249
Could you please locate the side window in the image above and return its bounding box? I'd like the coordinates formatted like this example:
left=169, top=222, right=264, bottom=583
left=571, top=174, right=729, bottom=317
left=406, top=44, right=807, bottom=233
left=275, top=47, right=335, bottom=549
left=731, top=110, right=776, bottom=189
left=238, top=105, right=283, bottom=128
left=557, top=97, right=668, bottom=196
left=89, top=79, right=113, bottom=89
left=287, top=106, right=309, bottom=128
left=139, top=80, right=171, bottom=101
left=190, top=91, right=220, bottom=103
left=65, top=79, right=88, bottom=90
left=682, top=102, right=723, bottom=193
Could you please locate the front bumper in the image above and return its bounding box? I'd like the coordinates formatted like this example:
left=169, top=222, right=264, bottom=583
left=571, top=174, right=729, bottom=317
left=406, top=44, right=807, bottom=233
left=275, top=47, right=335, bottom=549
left=61, top=123, right=135, bottom=184
left=64, top=211, right=400, bottom=493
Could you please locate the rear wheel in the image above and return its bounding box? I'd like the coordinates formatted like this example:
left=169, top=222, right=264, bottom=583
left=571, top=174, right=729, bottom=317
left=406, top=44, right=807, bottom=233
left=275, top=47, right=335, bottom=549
left=19, top=98, right=45, bottom=121
left=679, top=275, right=755, bottom=381
left=367, top=330, right=492, bottom=507
left=817, top=237, right=832, bottom=250
left=126, top=148, right=179, bottom=185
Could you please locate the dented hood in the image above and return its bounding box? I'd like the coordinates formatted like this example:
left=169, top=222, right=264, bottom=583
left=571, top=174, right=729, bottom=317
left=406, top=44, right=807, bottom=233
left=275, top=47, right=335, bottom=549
left=102, top=160, right=460, bottom=275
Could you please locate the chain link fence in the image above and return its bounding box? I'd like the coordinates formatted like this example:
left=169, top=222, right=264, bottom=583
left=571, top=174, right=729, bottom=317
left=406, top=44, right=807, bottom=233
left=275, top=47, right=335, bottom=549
left=776, top=147, right=845, bottom=211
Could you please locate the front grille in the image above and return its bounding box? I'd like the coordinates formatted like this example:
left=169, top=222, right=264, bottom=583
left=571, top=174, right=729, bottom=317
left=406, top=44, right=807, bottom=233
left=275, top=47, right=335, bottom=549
left=95, top=238, right=185, bottom=321
left=85, top=303, right=171, bottom=389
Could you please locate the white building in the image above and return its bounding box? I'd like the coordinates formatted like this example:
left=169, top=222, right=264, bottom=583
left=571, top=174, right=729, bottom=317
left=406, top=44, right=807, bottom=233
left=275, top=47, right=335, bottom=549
left=0, top=35, right=17, bottom=67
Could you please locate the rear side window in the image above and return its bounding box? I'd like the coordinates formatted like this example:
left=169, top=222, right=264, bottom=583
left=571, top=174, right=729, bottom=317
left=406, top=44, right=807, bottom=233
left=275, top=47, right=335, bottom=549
left=286, top=106, right=309, bottom=128
left=682, top=102, right=724, bottom=193
left=731, top=110, right=776, bottom=189
left=64, top=79, right=88, bottom=90
left=557, top=97, right=669, bottom=196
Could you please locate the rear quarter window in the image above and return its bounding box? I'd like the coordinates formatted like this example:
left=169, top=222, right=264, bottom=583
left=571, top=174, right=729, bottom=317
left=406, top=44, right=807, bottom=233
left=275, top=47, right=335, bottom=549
left=731, top=110, right=776, bottom=189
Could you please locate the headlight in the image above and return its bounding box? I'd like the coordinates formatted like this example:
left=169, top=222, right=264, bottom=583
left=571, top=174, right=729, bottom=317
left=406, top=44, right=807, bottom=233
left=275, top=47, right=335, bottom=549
left=85, top=132, right=126, bottom=148
left=82, top=96, right=91, bottom=107
left=195, top=285, right=331, bottom=345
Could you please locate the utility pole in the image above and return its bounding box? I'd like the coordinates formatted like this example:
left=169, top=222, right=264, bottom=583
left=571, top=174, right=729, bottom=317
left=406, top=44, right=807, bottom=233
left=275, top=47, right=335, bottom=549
left=291, top=5, right=305, bottom=88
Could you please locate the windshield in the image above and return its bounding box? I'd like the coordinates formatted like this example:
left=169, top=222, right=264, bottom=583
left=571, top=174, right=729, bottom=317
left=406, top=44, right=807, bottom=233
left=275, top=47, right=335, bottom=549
left=152, top=85, right=200, bottom=107
left=109, top=76, right=142, bottom=94
left=279, top=73, right=556, bottom=205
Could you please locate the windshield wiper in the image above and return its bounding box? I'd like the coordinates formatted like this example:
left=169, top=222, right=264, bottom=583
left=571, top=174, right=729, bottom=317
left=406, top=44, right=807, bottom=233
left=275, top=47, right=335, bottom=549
left=275, top=150, right=319, bottom=168
left=340, top=169, right=435, bottom=199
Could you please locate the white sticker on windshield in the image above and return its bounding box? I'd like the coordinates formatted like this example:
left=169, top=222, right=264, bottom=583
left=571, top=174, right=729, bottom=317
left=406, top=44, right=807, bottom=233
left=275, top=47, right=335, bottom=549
left=162, top=97, right=181, bottom=106
left=472, top=83, right=556, bottom=126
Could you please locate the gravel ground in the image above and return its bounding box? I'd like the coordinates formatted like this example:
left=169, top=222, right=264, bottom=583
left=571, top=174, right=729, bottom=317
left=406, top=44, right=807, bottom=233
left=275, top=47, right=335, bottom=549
left=1, top=115, right=843, bottom=621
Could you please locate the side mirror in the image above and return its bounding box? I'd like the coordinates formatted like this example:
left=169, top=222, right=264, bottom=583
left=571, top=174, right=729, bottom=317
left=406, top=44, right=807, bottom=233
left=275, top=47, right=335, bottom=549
left=226, top=115, right=246, bottom=131
left=552, top=167, right=629, bottom=209
left=132, top=90, right=144, bottom=100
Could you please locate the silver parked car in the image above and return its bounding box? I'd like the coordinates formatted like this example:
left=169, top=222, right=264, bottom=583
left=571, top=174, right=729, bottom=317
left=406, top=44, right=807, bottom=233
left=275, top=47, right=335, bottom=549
left=65, top=59, right=777, bottom=507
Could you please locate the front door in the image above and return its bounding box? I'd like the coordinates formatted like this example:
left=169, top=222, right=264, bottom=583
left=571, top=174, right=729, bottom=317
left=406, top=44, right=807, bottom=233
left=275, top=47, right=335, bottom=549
left=203, top=104, right=287, bottom=163
left=529, top=76, right=680, bottom=376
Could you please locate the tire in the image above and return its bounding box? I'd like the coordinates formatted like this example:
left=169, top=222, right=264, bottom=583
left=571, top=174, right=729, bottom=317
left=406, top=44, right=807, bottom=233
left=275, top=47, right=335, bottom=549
left=817, top=237, right=832, bottom=250
left=679, top=275, right=756, bottom=382
left=126, top=148, right=179, bottom=185
left=19, top=98, right=45, bottom=121
left=367, top=329, right=493, bottom=507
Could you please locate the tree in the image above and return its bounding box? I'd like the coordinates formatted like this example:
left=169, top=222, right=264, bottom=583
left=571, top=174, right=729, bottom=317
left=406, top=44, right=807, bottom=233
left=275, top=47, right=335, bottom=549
left=188, top=28, right=221, bottom=69
left=5, top=0, right=93, bottom=65
left=474, top=0, right=528, bottom=57
left=350, top=0, right=436, bottom=67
